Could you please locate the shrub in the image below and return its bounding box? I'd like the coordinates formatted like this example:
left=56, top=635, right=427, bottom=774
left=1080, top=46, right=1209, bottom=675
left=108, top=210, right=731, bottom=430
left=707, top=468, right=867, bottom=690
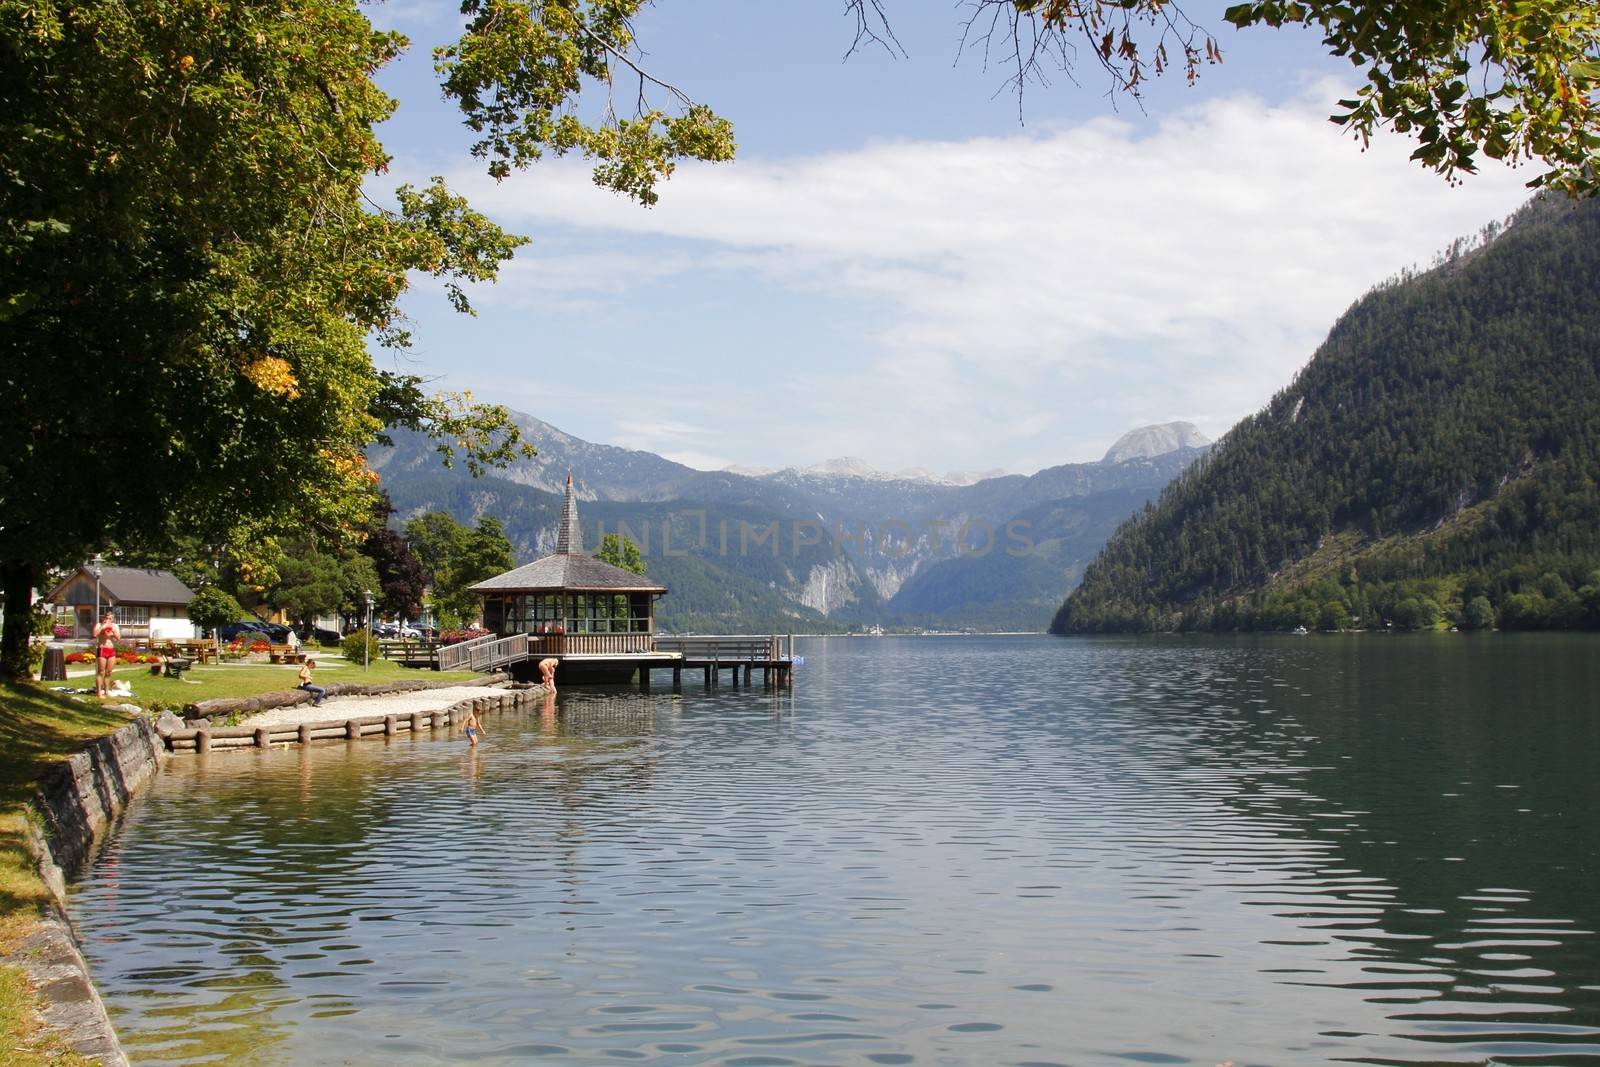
left=341, top=629, right=380, bottom=663
left=187, top=586, right=249, bottom=636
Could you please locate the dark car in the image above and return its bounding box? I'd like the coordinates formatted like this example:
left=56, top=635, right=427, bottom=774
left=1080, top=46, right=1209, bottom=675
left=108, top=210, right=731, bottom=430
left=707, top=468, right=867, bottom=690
left=216, top=620, right=292, bottom=643
left=215, top=621, right=265, bottom=642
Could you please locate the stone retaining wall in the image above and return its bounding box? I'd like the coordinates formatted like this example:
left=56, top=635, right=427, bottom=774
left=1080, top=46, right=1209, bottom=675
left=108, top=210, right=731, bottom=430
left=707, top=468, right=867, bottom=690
left=19, top=715, right=167, bottom=1067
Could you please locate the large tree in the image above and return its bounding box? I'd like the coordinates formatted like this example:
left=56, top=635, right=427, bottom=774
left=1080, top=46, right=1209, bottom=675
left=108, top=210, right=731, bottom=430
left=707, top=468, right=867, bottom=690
left=0, top=0, right=735, bottom=676
left=405, top=512, right=514, bottom=627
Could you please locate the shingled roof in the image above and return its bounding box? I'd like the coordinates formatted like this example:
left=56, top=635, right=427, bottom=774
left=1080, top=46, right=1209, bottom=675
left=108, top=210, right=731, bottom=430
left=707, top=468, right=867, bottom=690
left=468, top=473, right=666, bottom=594
left=468, top=553, right=665, bottom=593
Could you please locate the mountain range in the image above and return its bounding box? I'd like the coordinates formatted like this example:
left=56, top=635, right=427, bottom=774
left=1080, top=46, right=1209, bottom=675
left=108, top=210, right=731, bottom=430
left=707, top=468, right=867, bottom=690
left=370, top=418, right=1210, bottom=632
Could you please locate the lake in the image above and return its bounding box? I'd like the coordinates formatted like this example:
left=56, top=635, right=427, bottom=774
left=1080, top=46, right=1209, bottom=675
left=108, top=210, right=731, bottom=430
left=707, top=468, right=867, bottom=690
left=68, top=634, right=1600, bottom=1066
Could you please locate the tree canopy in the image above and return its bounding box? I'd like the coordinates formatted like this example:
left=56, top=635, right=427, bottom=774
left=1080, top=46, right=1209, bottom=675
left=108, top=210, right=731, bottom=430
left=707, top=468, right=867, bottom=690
left=596, top=533, right=647, bottom=575
left=405, top=511, right=515, bottom=627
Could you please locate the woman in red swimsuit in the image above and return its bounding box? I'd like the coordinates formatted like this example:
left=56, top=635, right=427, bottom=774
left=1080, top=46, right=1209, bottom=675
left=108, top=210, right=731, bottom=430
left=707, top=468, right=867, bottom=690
left=95, top=609, right=120, bottom=698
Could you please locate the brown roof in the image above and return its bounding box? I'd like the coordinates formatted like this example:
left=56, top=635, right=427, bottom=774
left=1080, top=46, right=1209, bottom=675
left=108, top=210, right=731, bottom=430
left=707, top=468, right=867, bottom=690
left=469, top=553, right=666, bottom=594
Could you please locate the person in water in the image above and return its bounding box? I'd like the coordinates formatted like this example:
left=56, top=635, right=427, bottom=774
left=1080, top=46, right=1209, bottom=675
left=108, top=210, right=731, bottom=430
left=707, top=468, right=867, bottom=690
left=297, top=658, right=325, bottom=707
left=462, top=705, right=487, bottom=745
left=538, top=656, right=559, bottom=691
left=94, top=609, right=120, bottom=698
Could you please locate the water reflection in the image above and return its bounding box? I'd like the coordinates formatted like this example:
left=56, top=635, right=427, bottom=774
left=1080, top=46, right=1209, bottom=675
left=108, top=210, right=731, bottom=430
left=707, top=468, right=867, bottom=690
left=70, top=635, right=1600, bottom=1066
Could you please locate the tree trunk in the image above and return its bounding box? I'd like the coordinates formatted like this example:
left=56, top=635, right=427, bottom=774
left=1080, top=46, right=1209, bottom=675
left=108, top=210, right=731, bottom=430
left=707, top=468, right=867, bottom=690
left=1, top=558, right=37, bottom=680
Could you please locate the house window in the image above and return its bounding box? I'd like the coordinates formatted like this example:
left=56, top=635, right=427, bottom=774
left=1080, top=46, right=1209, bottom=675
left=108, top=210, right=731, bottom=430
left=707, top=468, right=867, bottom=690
left=113, top=605, right=150, bottom=626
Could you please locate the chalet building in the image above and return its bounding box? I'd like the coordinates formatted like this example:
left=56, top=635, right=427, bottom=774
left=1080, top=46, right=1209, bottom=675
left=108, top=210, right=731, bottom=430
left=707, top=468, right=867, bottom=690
left=48, top=565, right=196, bottom=641
left=469, top=474, right=666, bottom=648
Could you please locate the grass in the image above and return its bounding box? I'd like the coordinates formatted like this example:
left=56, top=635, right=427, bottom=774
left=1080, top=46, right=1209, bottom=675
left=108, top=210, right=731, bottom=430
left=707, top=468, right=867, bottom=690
left=0, top=681, right=126, bottom=1066
left=55, top=656, right=478, bottom=710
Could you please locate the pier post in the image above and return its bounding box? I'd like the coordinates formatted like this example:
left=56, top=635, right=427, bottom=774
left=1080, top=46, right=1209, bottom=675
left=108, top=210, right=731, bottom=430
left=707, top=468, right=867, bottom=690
left=672, top=664, right=682, bottom=692
left=298, top=723, right=312, bottom=745
left=384, top=715, right=397, bottom=737
left=197, top=728, right=211, bottom=753
left=255, top=727, right=270, bottom=748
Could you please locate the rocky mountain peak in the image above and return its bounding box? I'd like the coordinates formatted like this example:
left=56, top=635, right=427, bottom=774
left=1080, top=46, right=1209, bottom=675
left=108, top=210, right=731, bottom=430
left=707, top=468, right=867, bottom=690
left=1101, top=422, right=1212, bottom=465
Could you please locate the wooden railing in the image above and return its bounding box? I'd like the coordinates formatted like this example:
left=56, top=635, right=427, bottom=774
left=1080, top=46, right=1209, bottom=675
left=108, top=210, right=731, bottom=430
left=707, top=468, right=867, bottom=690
left=378, top=639, right=439, bottom=662
left=654, top=635, right=792, bottom=662
left=438, top=632, right=496, bottom=671
left=482, top=633, right=529, bottom=669
left=525, top=632, right=656, bottom=656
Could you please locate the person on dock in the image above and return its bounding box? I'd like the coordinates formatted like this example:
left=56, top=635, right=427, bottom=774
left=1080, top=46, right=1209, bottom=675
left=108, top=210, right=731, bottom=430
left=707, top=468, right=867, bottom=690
left=462, top=705, right=487, bottom=746
left=297, top=658, right=325, bottom=707
left=538, top=657, right=559, bottom=691
left=94, top=609, right=120, bottom=698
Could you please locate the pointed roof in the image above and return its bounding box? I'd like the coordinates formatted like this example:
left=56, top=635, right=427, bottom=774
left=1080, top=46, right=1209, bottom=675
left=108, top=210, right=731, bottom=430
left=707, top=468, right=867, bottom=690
left=467, top=471, right=667, bottom=595
left=555, top=471, right=582, bottom=555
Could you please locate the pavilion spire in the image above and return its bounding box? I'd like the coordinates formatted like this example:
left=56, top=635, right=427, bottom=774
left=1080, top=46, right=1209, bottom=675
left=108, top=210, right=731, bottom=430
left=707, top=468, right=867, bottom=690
left=555, top=471, right=583, bottom=555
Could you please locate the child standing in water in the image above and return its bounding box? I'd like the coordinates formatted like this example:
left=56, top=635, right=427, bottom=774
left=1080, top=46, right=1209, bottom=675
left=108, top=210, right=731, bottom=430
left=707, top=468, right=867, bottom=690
left=462, top=705, right=487, bottom=746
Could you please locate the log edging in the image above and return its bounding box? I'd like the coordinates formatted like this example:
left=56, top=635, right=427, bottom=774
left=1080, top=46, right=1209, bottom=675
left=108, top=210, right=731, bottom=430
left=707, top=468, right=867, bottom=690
left=164, top=681, right=546, bottom=753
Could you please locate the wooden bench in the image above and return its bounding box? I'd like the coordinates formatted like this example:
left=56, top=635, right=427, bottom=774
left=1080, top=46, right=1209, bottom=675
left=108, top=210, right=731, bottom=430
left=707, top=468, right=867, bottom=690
left=164, top=657, right=196, bottom=679
left=269, top=644, right=305, bottom=664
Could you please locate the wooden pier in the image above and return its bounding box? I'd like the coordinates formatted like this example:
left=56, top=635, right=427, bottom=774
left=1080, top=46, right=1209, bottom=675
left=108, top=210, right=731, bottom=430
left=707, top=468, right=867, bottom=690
left=433, top=632, right=795, bottom=690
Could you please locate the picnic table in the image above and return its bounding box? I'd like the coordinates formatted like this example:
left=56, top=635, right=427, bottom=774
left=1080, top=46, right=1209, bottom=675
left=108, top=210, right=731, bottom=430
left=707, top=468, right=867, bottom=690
left=174, top=640, right=218, bottom=664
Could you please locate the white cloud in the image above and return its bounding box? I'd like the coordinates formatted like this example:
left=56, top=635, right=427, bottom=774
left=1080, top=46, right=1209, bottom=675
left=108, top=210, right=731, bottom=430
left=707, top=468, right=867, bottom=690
left=409, top=84, right=1534, bottom=471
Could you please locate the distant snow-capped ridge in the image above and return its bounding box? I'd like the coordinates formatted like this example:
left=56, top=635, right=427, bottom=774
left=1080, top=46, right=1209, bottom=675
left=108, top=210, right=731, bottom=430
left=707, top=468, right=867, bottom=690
left=727, top=456, right=1010, bottom=487
left=722, top=423, right=1209, bottom=486
left=1101, top=422, right=1212, bottom=465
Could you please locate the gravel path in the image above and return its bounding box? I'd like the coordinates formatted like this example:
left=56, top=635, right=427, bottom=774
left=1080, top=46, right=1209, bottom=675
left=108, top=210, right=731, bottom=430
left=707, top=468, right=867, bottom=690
left=239, top=685, right=517, bottom=728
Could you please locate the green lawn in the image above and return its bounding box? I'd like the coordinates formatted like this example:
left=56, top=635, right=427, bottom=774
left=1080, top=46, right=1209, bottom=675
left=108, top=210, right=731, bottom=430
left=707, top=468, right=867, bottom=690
left=57, top=656, right=478, bottom=709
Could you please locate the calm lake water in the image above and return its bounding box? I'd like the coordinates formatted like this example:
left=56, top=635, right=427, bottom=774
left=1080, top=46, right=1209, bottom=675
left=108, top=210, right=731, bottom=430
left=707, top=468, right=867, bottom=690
left=70, top=635, right=1600, bottom=1066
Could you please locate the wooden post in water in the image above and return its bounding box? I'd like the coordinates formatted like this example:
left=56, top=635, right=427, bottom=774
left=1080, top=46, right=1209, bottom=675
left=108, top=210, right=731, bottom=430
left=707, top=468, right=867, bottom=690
left=197, top=728, right=211, bottom=753
left=384, top=715, right=397, bottom=737
left=254, top=727, right=270, bottom=749
left=299, top=723, right=311, bottom=745
left=673, top=664, right=682, bottom=692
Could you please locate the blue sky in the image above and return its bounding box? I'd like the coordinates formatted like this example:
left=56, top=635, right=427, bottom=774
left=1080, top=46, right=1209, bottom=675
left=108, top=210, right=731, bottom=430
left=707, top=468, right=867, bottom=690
left=368, top=3, right=1533, bottom=476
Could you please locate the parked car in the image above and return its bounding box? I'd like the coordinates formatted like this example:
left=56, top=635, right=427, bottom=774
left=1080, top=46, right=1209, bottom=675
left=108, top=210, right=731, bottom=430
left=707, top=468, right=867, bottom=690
left=216, top=620, right=292, bottom=643
left=376, top=621, right=423, bottom=639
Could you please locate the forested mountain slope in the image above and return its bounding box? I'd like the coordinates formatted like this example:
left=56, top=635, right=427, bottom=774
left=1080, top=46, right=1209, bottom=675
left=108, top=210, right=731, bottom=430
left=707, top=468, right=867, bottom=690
left=1054, top=195, right=1600, bottom=634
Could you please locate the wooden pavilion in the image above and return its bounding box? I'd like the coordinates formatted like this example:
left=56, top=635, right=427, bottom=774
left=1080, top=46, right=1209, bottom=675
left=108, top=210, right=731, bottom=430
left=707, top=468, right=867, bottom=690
left=469, top=474, right=668, bottom=658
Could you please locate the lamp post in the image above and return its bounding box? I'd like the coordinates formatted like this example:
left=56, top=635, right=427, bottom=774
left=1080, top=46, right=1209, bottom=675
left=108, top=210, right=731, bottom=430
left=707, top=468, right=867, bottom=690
left=362, top=589, right=374, bottom=672
left=90, top=553, right=104, bottom=637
